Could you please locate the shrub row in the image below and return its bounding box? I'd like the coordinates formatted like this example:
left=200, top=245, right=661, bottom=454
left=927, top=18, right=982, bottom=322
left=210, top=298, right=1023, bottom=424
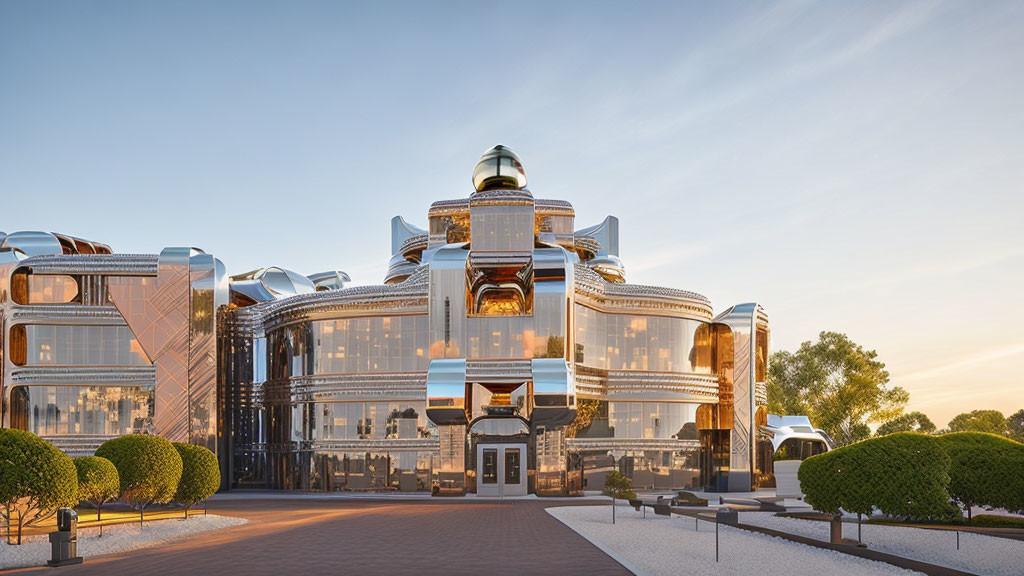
left=799, top=431, right=1024, bottom=521
left=937, top=432, right=1024, bottom=518
left=1, top=431, right=221, bottom=544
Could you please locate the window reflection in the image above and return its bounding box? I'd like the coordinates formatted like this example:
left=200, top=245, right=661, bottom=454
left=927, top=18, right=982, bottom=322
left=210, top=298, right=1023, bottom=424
left=315, top=402, right=428, bottom=440
left=313, top=316, right=428, bottom=374
left=568, top=400, right=700, bottom=440
left=22, top=325, right=151, bottom=366
left=9, top=385, right=154, bottom=436
left=27, top=275, right=78, bottom=304
left=574, top=305, right=712, bottom=373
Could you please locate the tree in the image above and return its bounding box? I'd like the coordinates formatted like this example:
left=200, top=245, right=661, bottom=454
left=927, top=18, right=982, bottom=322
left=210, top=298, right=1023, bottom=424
left=937, top=432, right=1024, bottom=520
left=876, top=411, right=936, bottom=436
left=602, top=470, right=636, bottom=524
left=767, top=331, right=908, bottom=447
left=172, top=443, right=220, bottom=518
left=1008, top=410, right=1024, bottom=443
left=74, top=456, right=120, bottom=521
left=947, top=410, right=1006, bottom=435
left=0, top=430, right=78, bottom=544
left=95, top=435, right=182, bottom=525
left=799, top=432, right=954, bottom=521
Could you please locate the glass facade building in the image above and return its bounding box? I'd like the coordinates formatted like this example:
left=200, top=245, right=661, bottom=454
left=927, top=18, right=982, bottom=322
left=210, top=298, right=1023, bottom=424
left=1, top=146, right=777, bottom=495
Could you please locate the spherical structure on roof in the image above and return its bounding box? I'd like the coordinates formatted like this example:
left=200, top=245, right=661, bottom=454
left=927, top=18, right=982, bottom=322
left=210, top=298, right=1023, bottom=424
left=472, top=144, right=527, bottom=192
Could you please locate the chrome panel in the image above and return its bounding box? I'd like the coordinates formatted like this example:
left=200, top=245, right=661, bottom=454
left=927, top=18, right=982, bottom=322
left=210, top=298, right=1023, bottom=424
left=531, top=358, right=575, bottom=426
left=0, top=231, right=63, bottom=257
left=426, top=358, right=467, bottom=425
left=713, top=302, right=759, bottom=492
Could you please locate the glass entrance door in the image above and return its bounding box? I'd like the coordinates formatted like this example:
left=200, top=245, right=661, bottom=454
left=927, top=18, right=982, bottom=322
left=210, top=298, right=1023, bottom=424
left=476, top=443, right=527, bottom=497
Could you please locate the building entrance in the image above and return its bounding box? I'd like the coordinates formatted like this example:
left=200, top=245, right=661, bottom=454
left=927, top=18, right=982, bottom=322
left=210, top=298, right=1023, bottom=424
left=476, top=443, right=527, bottom=497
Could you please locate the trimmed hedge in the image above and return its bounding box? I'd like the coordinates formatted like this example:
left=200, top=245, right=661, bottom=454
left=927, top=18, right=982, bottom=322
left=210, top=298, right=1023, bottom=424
left=172, top=443, right=220, bottom=517
left=74, top=456, right=120, bottom=521
left=0, top=429, right=78, bottom=544
left=937, top=432, right=1024, bottom=516
left=799, top=432, right=953, bottom=520
left=95, top=434, right=183, bottom=514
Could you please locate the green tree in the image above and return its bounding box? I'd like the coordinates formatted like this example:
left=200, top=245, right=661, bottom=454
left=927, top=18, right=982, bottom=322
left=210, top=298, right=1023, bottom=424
left=767, top=331, right=908, bottom=447
left=74, top=456, right=120, bottom=521
left=938, top=432, right=1024, bottom=520
left=172, top=443, right=220, bottom=518
left=947, top=410, right=1006, bottom=435
left=602, top=470, right=636, bottom=524
left=1008, top=410, right=1024, bottom=443
left=876, top=411, right=936, bottom=436
left=95, top=435, right=183, bottom=525
left=799, top=432, right=954, bottom=521
left=0, top=430, right=78, bottom=544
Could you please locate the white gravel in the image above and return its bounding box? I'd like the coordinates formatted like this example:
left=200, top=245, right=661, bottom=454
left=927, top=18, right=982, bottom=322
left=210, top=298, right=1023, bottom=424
left=741, top=512, right=1024, bottom=576
left=547, top=504, right=922, bottom=576
left=0, top=514, right=247, bottom=570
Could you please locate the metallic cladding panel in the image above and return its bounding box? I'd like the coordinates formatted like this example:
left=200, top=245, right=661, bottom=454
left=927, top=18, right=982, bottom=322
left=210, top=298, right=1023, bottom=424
left=426, top=358, right=467, bottom=425
left=713, top=303, right=759, bottom=492
left=107, top=248, right=194, bottom=443
left=187, top=252, right=224, bottom=453
left=428, top=244, right=469, bottom=359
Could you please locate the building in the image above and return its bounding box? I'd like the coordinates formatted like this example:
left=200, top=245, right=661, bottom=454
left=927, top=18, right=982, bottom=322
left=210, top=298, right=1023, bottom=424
left=2, top=145, right=773, bottom=496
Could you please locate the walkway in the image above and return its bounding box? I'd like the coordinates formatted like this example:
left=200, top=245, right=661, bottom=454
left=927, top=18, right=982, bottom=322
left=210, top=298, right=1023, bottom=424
left=8, top=497, right=631, bottom=576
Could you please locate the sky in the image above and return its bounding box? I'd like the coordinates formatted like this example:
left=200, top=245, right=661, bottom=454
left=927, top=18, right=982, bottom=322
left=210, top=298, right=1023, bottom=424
left=1, top=1, right=1022, bottom=427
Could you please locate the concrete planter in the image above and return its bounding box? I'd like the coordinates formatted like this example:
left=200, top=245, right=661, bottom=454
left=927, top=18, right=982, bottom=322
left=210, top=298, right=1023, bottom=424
left=774, top=460, right=803, bottom=498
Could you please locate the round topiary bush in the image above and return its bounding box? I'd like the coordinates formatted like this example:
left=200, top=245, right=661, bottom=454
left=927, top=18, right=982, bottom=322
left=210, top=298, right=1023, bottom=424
left=172, top=442, right=220, bottom=517
left=799, top=432, right=953, bottom=520
left=937, top=432, right=1024, bottom=518
left=74, top=455, right=120, bottom=521
left=0, top=429, right=78, bottom=544
left=95, top=434, right=183, bottom=522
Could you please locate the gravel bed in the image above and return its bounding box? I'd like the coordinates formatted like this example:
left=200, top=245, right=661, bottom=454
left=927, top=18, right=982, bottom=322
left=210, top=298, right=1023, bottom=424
left=0, top=514, right=247, bottom=570
left=741, top=511, right=1024, bottom=576
left=547, top=504, right=922, bottom=576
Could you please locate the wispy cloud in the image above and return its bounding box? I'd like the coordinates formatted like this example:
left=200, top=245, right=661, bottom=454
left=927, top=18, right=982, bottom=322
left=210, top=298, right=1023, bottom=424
left=898, top=342, right=1024, bottom=383
left=786, top=0, right=944, bottom=80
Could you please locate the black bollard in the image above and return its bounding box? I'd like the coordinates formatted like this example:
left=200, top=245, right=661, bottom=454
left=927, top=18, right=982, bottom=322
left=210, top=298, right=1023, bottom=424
left=48, top=508, right=83, bottom=567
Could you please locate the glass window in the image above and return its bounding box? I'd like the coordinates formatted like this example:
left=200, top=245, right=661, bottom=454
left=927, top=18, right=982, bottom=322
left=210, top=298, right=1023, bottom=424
left=9, top=385, right=154, bottom=436
left=312, top=315, right=428, bottom=374
left=27, top=275, right=78, bottom=304
left=482, top=449, right=498, bottom=484
left=22, top=325, right=150, bottom=366
left=574, top=305, right=713, bottom=374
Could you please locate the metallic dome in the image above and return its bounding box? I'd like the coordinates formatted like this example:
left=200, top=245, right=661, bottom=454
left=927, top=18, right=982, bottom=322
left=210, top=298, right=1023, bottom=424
left=472, top=144, right=527, bottom=192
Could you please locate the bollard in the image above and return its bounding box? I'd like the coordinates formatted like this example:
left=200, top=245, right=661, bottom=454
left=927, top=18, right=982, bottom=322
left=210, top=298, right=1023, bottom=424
left=956, top=531, right=959, bottom=550
left=48, top=508, right=83, bottom=567
left=829, top=514, right=843, bottom=544
left=715, top=520, right=719, bottom=563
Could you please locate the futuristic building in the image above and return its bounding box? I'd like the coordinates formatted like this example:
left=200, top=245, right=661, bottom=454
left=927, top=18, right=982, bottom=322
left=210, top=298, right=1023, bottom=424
left=0, top=231, right=225, bottom=458
left=2, top=145, right=774, bottom=496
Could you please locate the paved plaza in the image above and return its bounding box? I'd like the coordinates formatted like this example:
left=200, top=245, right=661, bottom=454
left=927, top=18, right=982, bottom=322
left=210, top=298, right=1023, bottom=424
left=9, top=497, right=630, bottom=576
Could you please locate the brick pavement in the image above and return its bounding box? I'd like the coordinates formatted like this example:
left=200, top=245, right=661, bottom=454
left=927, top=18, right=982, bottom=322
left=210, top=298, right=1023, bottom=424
left=9, top=498, right=632, bottom=576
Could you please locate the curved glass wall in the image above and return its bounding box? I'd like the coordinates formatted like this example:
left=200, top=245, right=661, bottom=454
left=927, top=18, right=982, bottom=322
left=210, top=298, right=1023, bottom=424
left=9, top=385, right=154, bottom=436
left=313, top=451, right=433, bottom=492
left=312, top=315, right=428, bottom=374
left=569, top=400, right=700, bottom=440
left=313, top=401, right=429, bottom=440
left=573, top=305, right=712, bottom=373
left=19, top=324, right=150, bottom=366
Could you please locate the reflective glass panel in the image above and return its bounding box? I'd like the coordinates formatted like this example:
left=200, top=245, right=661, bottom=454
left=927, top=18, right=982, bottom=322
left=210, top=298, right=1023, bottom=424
left=504, top=448, right=521, bottom=484
left=482, top=449, right=498, bottom=484
left=9, top=385, right=154, bottom=436
left=24, top=325, right=151, bottom=366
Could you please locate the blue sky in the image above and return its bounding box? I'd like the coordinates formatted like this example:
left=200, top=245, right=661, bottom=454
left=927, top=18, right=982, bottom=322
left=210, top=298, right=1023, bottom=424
left=2, top=1, right=1022, bottom=426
